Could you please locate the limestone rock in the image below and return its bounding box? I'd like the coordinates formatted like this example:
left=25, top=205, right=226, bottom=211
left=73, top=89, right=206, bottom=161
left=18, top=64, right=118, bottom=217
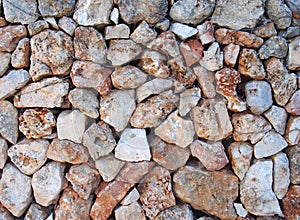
left=130, top=91, right=179, bottom=128
left=139, top=50, right=170, bottom=78
left=266, top=0, right=292, bottom=30
left=199, top=42, right=223, bottom=71
left=68, top=88, right=99, bottom=119
left=0, top=25, right=27, bottom=52
left=282, top=185, right=300, bottom=220
left=170, top=23, right=198, bottom=40
left=287, top=36, right=300, bottom=70
left=215, top=28, right=263, bottom=49
left=73, top=0, right=112, bottom=26
left=264, top=106, right=288, bottom=135
left=111, top=65, right=148, bottom=89
left=0, top=52, right=10, bottom=76
left=107, top=39, right=142, bottom=66
left=169, top=0, right=215, bottom=25
left=154, top=203, right=194, bottom=220
left=254, top=131, right=288, bottom=159
left=27, top=20, right=49, bottom=36
left=130, top=21, right=157, bottom=45
left=8, top=139, right=49, bottom=175
left=150, top=137, right=190, bottom=171
left=121, top=188, right=140, bottom=205
left=32, top=161, right=67, bottom=206
left=179, top=87, right=201, bottom=116
left=286, top=145, right=300, bottom=184
left=238, top=48, right=266, bottom=79
left=245, top=81, right=273, bottom=114
left=240, top=160, right=283, bottom=216
left=272, top=152, right=290, bottom=199
left=100, top=89, right=136, bottom=132
left=0, top=138, right=7, bottom=169
left=191, top=140, right=229, bottom=171
left=105, top=24, right=130, bottom=40
left=58, top=16, right=77, bottom=36
left=266, top=58, right=297, bottom=106
left=47, top=138, right=89, bottom=164
left=0, top=69, right=30, bottom=100
left=232, top=113, right=272, bottom=144
left=38, top=0, right=74, bottom=17
left=155, top=110, right=195, bottom=148
left=74, top=26, right=107, bottom=64
left=285, top=116, right=300, bottom=145
left=83, top=122, right=116, bottom=161
left=228, top=142, right=253, bottom=180
left=24, top=203, right=49, bottom=220
left=30, top=30, right=74, bottom=81
left=258, top=36, right=288, bottom=59
left=19, top=108, right=56, bottom=139
left=179, top=40, right=203, bottom=67
left=0, top=163, right=32, bottom=217
left=66, top=164, right=101, bottom=200
left=0, top=100, right=18, bottom=144
left=55, top=187, right=92, bottom=220
left=254, top=22, right=277, bottom=38
left=71, top=60, right=112, bottom=96
left=3, top=0, right=38, bottom=24
left=115, top=201, right=146, bottom=220
left=197, top=21, right=215, bottom=45
left=173, top=165, right=239, bottom=219
left=224, top=43, right=240, bottom=68
left=14, top=77, right=70, bottom=108
left=115, top=0, right=168, bottom=24
left=193, top=66, right=216, bottom=98
left=95, top=154, right=125, bottom=182
left=115, top=128, right=151, bottom=162
left=11, top=38, right=30, bottom=68
left=191, top=99, right=232, bottom=141
left=211, top=0, right=265, bottom=30
left=138, top=166, right=176, bottom=218
left=285, top=90, right=300, bottom=115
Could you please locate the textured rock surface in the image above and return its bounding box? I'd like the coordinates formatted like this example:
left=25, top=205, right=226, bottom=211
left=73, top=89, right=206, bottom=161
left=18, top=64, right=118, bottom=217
left=286, top=145, right=300, bottom=184
left=285, top=116, right=300, bottom=146
left=173, top=165, right=239, bottom=219
left=0, top=138, right=8, bottom=169
left=105, top=24, right=130, bottom=40
left=264, top=106, right=288, bottom=135
left=0, top=101, right=18, bottom=144
left=285, top=90, right=300, bottom=115
left=11, top=38, right=30, bottom=68
left=180, top=40, right=203, bottom=67
left=130, top=21, right=157, bottom=45
left=193, top=66, right=216, bottom=98
left=115, top=201, right=146, bottom=220
left=224, top=43, right=240, bottom=68
left=199, top=42, right=223, bottom=71
left=287, top=36, right=300, bottom=70
left=121, top=188, right=140, bottom=205
left=154, top=203, right=194, bottom=220
left=179, top=87, right=201, bottom=116
left=258, top=36, right=288, bottom=59
left=0, top=25, right=27, bottom=52
left=169, top=23, right=198, bottom=40
left=0, top=52, right=11, bottom=77
left=282, top=185, right=300, bottom=219
left=197, top=21, right=215, bottom=45
left=24, top=203, right=49, bottom=220
left=38, top=0, right=75, bottom=17
left=266, top=0, right=292, bottom=29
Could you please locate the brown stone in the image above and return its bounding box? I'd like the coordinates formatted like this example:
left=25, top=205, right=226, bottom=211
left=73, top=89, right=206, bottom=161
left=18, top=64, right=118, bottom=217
left=173, top=165, right=239, bottom=219
left=223, top=43, right=240, bottom=67
left=282, top=185, right=300, bottom=219
left=193, top=66, right=216, bottom=98
left=0, top=25, right=27, bottom=52
left=11, top=37, right=30, bottom=68
left=199, top=42, right=223, bottom=71
left=138, top=166, right=176, bottom=218
left=285, top=90, right=300, bottom=115
left=179, top=40, right=203, bottom=67
left=71, top=60, right=112, bottom=96
left=286, top=145, right=300, bottom=184
left=215, top=28, right=264, bottom=49
left=47, top=138, right=89, bottom=164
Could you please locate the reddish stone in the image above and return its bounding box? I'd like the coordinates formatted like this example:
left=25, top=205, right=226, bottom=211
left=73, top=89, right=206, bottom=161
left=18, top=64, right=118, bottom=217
left=285, top=90, right=300, bottom=115
left=223, top=43, right=240, bottom=67
left=0, top=25, right=27, bottom=52
left=282, top=185, right=300, bottom=219
left=215, top=67, right=241, bottom=98
left=179, top=40, right=203, bottom=67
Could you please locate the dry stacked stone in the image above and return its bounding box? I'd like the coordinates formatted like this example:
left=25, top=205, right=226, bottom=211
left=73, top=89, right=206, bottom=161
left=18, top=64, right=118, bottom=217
left=0, top=0, right=299, bottom=219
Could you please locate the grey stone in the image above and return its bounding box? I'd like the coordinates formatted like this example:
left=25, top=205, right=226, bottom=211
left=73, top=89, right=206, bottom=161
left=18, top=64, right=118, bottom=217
left=58, top=16, right=77, bottom=36
left=115, top=201, right=146, bottom=220
left=169, top=23, right=198, bottom=40
left=154, top=204, right=194, bottom=220
left=286, top=145, right=300, bottom=184
left=38, top=0, right=75, bottom=17
left=264, top=105, right=288, bottom=135
left=0, top=101, right=18, bottom=144
left=258, top=36, right=288, bottom=59
left=266, top=0, right=292, bottom=29
left=253, top=22, right=277, bottom=38
left=24, top=203, right=49, bottom=220
left=0, top=52, right=10, bottom=77
left=287, top=36, right=300, bottom=71
left=155, top=19, right=170, bottom=31
left=199, top=42, right=223, bottom=71
left=285, top=116, right=300, bottom=146
left=179, top=87, right=201, bottom=116
left=105, top=24, right=130, bottom=40
left=0, top=138, right=7, bottom=169
left=0, top=204, right=14, bottom=220
left=11, top=38, right=30, bottom=68
left=130, top=21, right=157, bottom=45
left=121, top=188, right=140, bottom=206
left=110, top=7, right=119, bottom=24
left=197, top=21, right=215, bottom=45
left=27, top=20, right=49, bottom=36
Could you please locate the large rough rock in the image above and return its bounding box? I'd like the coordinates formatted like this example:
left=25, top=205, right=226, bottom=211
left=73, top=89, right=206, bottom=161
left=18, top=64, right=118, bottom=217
left=0, top=100, right=18, bottom=144
left=154, top=203, right=194, bottom=220
left=70, top=60, right=112, bottom=96
left=47, top=138, right=89, bottom=164
left=100, top=89, right=136, bottom=132
left=8, top=139, right=49, bottom=175
left=115, top=0, right=168, bottom=24
left=173, top=165, right=239, bottom=219
left=54, top=187, right=92, bottom=220
left=286, top=145, right=300, bottom=184
left=32, top=162, right=67, bottom=207
left=138, top=166, right=176, bottom=218
left=30, top=30, right=74, bottom=81
left=58, top=16, right=77, bottom=36
left=115, top=128, right=151, bottom=162
left=74, top=26, right=107, bottom=64
left=258, top=36, right=288, bottom=60
left=211, top=0, right=265, bottom=30
left=3, top=0, right=38, bottom=24
left=38, top=0, right=75, bottom=17
left=0, top=138, right=8, bottom=169
left=0, top=69, right=30, bottom=100
left=190, top=99, right=233, bottom=141
left=0, top=163, right=32, bottom=217
left=282, top=185, right=300, bottom=219
left=115, top=201, right=146, bottom=220
left=155, top=110, right=195, bottom=148
left=266, top=0, right=292, bottom=30
left=73, top=0, right=112, bottom=26
left=240, top=160, right=283, bottom=216
left=287, top=36, right=300, bottom=70
left=169, top=0, right=215, bottom=25
left=0, top=25, right=27, bottom=52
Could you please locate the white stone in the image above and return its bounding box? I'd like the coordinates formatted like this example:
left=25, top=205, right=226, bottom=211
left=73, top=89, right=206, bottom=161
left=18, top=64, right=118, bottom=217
left=272, top=152, right=290, bottom=199
left=264, top=105, right=288, bottom=135
left=197, top=22, right=215, bottom=45
left=110, top=7, right=119, bottom=24
left=130, top=21, right=157, bottom=45
left=254, top=131, right=288, bottom=159
left=0, top=52, right=11, bottom=77
left=121, top=188, right=140, bottom=205
left=0, top=138, right=8, bottom=169
left=155, top=19, right=170, bottom=31
left=115, top=201, right=146, bottom=220
left=193, top=66, right=216, bottom=99
left=57, top=110, right=89, bottom=143
left=115, top=128, right=151, bottom=162
left=285, top=116, right=300, bottom=145
left=179, top=87, right=201, bottom=116
left=43, top=17, right=59, bottom=30
left=240, top=160, right=283, bottom=216
left=245, top=81, right=273, bottom=114
left=234, top=203, right=248, bottom=218
left=58, top=16, right=77, bottom=36
left=200, top=42, right=223, bottom=71
left=105, top=24, right=130, bottom=40
left=0, top=100, right=18, bottom=144
left=169, top=23, right=198, bottom=40
left=155, top=110, right=195, bottom=148
left=0, top=163, right=32, bottom=217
